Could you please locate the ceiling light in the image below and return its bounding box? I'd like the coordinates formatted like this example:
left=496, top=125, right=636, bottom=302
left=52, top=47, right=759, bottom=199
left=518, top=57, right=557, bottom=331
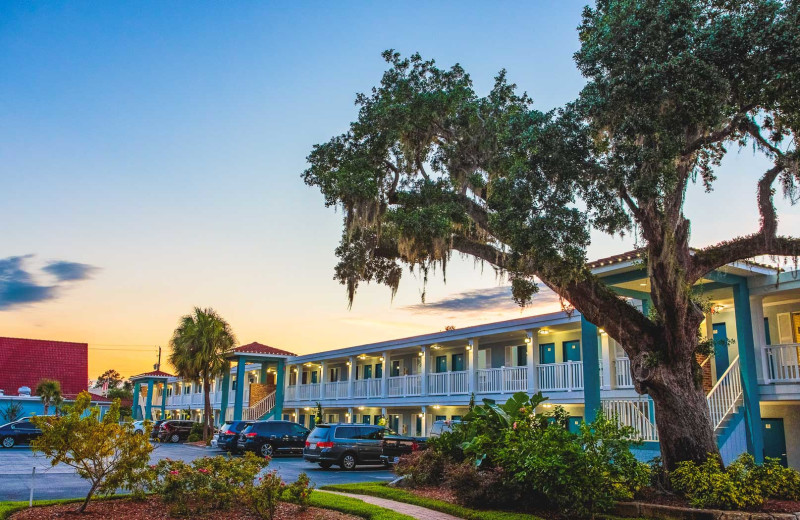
left=539, top=329, right=550, bottom=335
left=524, top=337, right=531, bottom=343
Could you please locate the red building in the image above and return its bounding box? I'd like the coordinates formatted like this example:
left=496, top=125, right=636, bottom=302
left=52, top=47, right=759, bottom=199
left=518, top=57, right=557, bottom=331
left=0, top=337, right=89, bottom=397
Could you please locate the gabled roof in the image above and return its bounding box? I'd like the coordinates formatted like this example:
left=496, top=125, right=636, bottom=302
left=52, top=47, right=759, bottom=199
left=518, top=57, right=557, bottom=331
left=0, top=337, right=88, bottom=396
left=230, top=342, right=296, bottom=357
left=129, top=370, right=174, bottom=381
left=587, top=248, right=779, bottom=273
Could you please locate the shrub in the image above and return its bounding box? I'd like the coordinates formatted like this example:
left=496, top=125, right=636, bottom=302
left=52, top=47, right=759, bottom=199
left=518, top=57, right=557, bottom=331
left=187, top=433, right=201, bottom=443
left=284, top=472, right=313, bottom=510
left=395, top=449, right=450, bottom=486
left=147, top=452, right=268, bottom=516
left=442, top=461, right=514, bottom=508
left=190, top=422, right=204, bottom=437
left=249, top=469, right=285, bottom=520
left=671, top=453, right=800, bottom=510
left=30, top=392, right=153, bottom=513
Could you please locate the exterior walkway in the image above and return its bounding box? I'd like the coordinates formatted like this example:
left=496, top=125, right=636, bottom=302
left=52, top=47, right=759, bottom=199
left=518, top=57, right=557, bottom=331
left=320, top=490, right=461, bottom=520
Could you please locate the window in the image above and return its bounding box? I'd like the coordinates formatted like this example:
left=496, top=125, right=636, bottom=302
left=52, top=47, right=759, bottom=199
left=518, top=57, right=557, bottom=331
left=184, top=384, right=191, bottom=395
left=362, top=415, right=371, bottom=424
left=361, top=427, right=384, bottom=440
left=451, top=415, right=462, bottom=421
left=232, top=378, right=237, bottom=392
left=329, top=367, right=340, bottom=382
left=335, top=426, right=358, bottom=439
left=435, top=415, right=447, bottom=422
left=478, top=349, right=489, bottom=369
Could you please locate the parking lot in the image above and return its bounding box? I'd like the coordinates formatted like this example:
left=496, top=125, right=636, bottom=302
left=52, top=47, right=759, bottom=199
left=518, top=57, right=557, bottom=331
left=0, top=443, right=396, bottom=501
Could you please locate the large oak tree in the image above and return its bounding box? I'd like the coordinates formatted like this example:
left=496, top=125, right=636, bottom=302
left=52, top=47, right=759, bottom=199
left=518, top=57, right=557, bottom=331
left=303, top=0, right=800, bottom=469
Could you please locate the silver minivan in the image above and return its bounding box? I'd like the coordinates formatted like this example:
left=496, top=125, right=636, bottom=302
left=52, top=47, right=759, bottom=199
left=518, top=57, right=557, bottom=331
left=303, top=423, right=393, bottom=470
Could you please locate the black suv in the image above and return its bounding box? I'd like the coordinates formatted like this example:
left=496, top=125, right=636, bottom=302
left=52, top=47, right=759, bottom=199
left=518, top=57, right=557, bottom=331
left=237, top=420, right=309, bottom=457
left=157, top=420, right=195, bottom=443
left=217, top=420, right=252, bottom=453
left=303, top=423, right=395, bottom=470
left=0, top=418, right=43, bottom=448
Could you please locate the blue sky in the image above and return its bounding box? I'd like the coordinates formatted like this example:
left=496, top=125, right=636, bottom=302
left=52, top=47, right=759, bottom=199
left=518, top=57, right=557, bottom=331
left=1, top=2, right=795, bottom=377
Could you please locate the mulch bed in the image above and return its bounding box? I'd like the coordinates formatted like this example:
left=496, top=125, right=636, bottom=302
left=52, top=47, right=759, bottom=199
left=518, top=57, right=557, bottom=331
left=10, top=497, right=359, bottom=520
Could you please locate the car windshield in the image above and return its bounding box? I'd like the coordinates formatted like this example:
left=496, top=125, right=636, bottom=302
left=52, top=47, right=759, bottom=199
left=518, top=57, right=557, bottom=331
left=308, top=427, right=330, bottom=440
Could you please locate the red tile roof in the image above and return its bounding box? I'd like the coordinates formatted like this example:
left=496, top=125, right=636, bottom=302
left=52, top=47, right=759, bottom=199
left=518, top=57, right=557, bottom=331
left=129, top=370, right=174, bottom=380
left=0, top=337, right=88, bottom=396
left=231, top=342, right=296, bottom=357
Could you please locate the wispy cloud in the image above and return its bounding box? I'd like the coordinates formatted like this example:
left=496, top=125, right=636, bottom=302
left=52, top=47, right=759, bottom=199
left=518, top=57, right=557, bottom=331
left=43, top=261, right=98, bottom=282
left=0, top=255, right=98, bottom=311
left=404, top=284, right=561, bottom=313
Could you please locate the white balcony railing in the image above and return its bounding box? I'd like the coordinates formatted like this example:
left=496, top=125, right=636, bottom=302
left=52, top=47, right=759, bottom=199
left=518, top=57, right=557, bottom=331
left=387, top=374, right=422, bottom=396
left=353, top=379, right=382, bottom=398
left=537, top=361, right=583, bottom=391
left=764, top=344, right=800, bottom=382
left=297, top=383, right=321, bottom=401
left=615, top=358, right=634, bottom=388
left=324, top=381, right=349, bottom=399
left=426, top=371, right=469, bottom=395
left=285, top=386, right=296, bottom=401
left=477, top=366, right=529, bottom=393
left=602, top=399, right=658, bottom=441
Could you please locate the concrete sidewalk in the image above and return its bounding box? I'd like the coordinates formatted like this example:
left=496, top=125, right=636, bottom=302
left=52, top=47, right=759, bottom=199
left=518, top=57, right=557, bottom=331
left=320, top=490, right=461, bottom=520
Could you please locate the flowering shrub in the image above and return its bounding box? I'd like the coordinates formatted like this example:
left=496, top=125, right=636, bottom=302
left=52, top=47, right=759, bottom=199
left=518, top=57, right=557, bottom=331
left=146, top=453, right=268, bottom=516
left=249, top=469, right=285, bottom=520
left=284, top=472, right=313, bottom=510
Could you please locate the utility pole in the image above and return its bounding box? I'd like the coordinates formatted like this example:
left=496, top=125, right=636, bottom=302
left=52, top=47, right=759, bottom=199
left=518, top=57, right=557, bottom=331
left=153, top=346, right=161, bottom=371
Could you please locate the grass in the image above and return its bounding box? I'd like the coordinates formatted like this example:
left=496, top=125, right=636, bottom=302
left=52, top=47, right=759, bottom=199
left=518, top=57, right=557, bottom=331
left=311, top=492, right=416, bottom=520
left=0, top=493, right=414, bottom=520
left=320, top=482, right=543, bottom=520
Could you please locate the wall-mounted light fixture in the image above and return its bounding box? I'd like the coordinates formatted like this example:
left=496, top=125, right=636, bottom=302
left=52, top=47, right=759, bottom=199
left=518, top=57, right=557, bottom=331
left=346, top=361, right=352, bottom=366
left=539, top=329, right=550, bottom=335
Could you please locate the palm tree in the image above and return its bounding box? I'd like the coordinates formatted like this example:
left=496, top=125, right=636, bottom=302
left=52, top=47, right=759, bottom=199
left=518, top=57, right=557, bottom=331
left=35, top=379, right=63, bottom=416
left=169, top=307, right=236, bottom=441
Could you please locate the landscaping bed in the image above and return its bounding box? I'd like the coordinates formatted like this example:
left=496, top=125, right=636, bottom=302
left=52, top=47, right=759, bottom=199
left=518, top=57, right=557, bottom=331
left=8, top=497, right=358, bottom=520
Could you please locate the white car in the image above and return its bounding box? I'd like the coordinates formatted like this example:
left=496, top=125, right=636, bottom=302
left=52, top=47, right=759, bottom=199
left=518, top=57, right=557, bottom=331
left=131, top=420, right=146, bottom=435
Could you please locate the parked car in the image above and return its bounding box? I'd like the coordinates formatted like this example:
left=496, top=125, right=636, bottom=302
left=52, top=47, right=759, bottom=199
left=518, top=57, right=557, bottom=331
left=131, top=420, right=148, bottom=435
left=157, top=420, right=195, bottom=443
left=379, top=433, right=428, bottom=465
left=149, top=420, right=165, bottom=441
left=0, top=418, right=43, bottom=448
left=217, top=420, right=252, bottom=453
left=303, top=423, right=396, bottom=470
left=237, top=420, right=309, bottom=457
left=429, top=419, right=463, bottom=438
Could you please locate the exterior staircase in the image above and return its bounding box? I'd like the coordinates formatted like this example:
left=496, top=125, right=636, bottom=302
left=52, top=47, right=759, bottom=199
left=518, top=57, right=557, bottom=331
left=242, top=391, right=277, bottom=420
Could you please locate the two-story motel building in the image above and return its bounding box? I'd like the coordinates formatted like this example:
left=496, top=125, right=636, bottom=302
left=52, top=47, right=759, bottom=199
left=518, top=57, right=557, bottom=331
left=131, top=252, right=800, bottom=468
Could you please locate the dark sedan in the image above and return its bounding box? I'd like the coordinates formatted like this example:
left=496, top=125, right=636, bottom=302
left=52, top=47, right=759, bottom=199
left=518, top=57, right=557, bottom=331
left=0, top=418, right=43, bottom=448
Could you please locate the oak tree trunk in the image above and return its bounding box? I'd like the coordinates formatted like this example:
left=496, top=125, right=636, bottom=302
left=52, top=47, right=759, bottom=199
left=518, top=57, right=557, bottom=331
left=644, top=356, right=719, bottom=471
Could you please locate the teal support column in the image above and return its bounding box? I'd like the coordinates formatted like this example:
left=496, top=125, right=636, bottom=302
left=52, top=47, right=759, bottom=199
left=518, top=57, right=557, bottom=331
left=273, top=359, right=286, bottom=420
left=132, top=382, right=141, bottom=420
left=233, top=359, right=246, bottom=421
left=145, top=379, right=154, bottom=421
left=220, top=363, right=230, bottom=425
left=581, top=315, right=602, bottom=423
left=160, top=382, right=167, bottom=418
left=260, top=363, right=269, bottom=386
left=641, top=298, right=650, bottom=317
left=733, top=280, right=764, bottom=462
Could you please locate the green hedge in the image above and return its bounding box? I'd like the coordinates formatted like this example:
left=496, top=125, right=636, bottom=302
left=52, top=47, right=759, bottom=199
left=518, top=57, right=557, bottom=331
left=321, top=482, right=542, bottom=520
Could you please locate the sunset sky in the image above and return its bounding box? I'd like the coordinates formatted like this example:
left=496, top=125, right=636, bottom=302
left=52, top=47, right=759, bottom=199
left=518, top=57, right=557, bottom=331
left=2, top=2, right=797, bottom=379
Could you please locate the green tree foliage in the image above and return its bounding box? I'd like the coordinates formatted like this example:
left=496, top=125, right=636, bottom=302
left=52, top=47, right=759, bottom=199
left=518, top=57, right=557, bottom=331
left=304, top=0, right=800, bottom=470
left=30, top=391, right=153, bottom=513
left=169, top=307, right=237, bottom=441
left=106, top=386, right=134, bottom=419
left=94, top=369, right=124, bottom=391
left=0, top=401, right=23, bottom=423
left=35, top=379, right=62, bottom=416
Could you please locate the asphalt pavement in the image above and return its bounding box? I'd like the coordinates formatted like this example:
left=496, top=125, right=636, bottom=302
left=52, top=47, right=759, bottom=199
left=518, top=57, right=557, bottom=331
left=0, top=444, right=395, bottom=501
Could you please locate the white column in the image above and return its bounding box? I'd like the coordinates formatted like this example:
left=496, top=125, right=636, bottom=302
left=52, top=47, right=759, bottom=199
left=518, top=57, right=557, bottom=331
left=420, top=347, right=429, bottom=396
left=381, top=351, right=390, bottom=397
left=468, top=338, right=479, bottom=394
left=750, top=294, right=769, bottom=383
left=420, top=405, right=428, bottom=436
left=347, top=356, right=355, bottom=398
left=347, top=407, right=354, bottom=423
left=526, top=330, right=536, bottom=392
left=295, top=365, right=304, bottom=401
left=600, top=332, right=612, bottom=390
left=320, top=360, right=328, bottom=399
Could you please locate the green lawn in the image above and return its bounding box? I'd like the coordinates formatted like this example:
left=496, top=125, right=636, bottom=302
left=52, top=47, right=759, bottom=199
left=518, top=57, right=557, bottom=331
left=0, top=498, right=83, bottom=520
left=320, top=482, right=544, bottom=520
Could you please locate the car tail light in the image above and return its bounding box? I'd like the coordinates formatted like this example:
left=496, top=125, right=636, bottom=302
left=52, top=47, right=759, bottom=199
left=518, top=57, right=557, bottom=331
left=316, top=441, right=334, bottom=449
left=245, top=432, right=257, bottom=438
left=411, top=442, right=419, bottom=451
left=162, top=423, right=171, bottom=431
